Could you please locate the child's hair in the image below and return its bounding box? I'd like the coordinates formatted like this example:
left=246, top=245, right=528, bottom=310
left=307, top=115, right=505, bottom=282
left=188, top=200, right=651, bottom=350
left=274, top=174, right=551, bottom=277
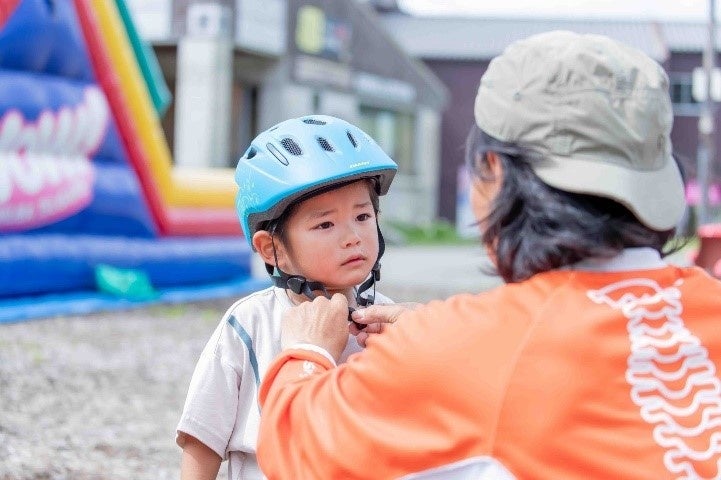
left=465, top=125, right=681, bottom=283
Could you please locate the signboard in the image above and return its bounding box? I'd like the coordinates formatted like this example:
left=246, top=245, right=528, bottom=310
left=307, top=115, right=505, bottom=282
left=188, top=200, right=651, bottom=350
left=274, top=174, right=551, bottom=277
left=288, top=0, right=444, bottom=108
left=295, top=4, right=352, bottom=62
left=290, top=1, right=352, bottom=90
left=354, top=72, right=416, bottom=103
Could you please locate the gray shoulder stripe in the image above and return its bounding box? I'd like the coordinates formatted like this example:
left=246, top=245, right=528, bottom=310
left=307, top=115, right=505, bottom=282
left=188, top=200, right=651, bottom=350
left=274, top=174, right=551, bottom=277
left=227, top=315, right=261, bottom=388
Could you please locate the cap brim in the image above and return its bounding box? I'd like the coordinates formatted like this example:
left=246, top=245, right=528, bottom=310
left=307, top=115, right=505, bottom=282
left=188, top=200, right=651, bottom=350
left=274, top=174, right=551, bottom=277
left=533, top=154, right=686, bottom=231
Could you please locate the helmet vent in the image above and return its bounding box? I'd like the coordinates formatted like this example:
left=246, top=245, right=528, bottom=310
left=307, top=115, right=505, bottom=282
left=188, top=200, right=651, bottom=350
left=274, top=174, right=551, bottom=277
left=317, top=137, right=335, bottom=152
left=267, top=143, right=289, bottom=166
left=346, top=131, right=358, bottom=148
left=302, top=118, right=326, bottom=125
left=281, top=138, right=303, bottom=156
left=245, top=147, right=257, bottom=159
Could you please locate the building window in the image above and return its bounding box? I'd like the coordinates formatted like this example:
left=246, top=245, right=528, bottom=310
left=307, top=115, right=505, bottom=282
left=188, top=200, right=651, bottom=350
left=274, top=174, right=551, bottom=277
left=669, top=72, right=700, bottom=116
left=358, top=106, right=415, bottom=174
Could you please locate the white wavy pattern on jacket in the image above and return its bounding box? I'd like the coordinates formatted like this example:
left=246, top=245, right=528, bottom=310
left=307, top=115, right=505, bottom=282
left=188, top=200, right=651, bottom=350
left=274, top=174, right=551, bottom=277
left=589, top=278, right=721, bottom=479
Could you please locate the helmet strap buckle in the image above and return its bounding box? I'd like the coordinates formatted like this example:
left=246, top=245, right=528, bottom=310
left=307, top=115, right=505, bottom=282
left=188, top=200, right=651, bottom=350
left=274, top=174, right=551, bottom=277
left=286, top=276, right=306, bottom=295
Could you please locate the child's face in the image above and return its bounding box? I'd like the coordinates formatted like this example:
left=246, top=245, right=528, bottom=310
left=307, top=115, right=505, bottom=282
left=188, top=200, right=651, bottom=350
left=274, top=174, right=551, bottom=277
left=280, top=181, right=379, bottom=293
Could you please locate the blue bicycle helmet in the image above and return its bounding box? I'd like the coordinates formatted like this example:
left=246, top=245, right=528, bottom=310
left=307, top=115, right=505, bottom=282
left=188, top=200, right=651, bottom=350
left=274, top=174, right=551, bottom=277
left=235, top=115, right=397, bottom=247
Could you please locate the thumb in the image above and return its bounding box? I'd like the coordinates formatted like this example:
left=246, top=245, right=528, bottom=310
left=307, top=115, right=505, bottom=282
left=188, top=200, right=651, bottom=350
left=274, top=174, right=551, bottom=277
left=331, top=292, right=349, bottom=311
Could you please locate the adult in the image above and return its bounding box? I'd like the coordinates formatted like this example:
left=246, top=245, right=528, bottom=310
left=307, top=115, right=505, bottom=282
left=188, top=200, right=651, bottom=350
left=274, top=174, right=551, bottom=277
left=257, top=31, right=721, bottom=479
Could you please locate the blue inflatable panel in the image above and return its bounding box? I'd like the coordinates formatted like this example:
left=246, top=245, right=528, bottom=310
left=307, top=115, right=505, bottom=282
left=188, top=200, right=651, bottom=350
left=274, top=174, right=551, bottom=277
left=0, top=0, right=94, bottom=80
left=30, top=163, right=157, bottom=237
left=0, top=1, right=247, bottom=311
left=0, top=276, right=271, bottom=324
left=0, top=70, right=157, bottom=236
left=0, top=70, right=130, bottom=165
left=0, top=234, right=251, bottom=298
left=0, top=70, right=95, bottom=116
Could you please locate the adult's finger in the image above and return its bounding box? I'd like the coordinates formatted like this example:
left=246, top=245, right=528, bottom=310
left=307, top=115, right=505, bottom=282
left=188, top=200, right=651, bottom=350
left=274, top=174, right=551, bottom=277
left=350, top=303, right=419, bottom=326
left=350, top=321, right=384, bottom=336
left=353, top=322, right=387, bottom=347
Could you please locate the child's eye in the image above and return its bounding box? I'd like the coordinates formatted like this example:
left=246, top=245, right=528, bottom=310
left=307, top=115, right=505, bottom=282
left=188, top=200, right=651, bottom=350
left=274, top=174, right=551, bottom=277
left=314, top=221, right=333, bottom=230
left=357, top=213, right=373, bottom=221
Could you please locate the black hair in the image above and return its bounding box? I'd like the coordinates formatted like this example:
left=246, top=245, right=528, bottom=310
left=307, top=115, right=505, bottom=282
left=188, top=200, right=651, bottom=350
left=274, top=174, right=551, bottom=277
left=465, top=124, right=682, bottom=283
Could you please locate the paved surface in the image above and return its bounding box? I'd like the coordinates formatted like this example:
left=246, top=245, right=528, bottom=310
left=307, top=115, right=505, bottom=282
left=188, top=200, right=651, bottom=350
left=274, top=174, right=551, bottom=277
left=379, top=243, right=693, bottom=303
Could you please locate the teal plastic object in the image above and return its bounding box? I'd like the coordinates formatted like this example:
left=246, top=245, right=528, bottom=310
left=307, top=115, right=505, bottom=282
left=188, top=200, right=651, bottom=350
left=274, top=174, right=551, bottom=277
left=95, top=264, right=159, bottom=300
left=0, top=277, right=271, bottom=324
left=115, top=0, right=172, bottom=117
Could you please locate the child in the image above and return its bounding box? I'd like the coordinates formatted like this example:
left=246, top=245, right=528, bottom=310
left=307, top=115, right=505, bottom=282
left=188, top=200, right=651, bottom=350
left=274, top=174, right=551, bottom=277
left=176, top=115, right=397, bottom=479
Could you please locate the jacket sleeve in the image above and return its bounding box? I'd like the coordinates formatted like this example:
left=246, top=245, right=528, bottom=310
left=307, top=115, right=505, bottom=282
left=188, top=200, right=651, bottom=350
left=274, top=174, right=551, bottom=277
left=257, top=296, right=516, bottom=479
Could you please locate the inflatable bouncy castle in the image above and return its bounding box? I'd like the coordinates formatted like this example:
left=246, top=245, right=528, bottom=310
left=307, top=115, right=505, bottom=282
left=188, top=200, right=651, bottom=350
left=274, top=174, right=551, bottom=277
left=0, top=0, right=264, bottom=322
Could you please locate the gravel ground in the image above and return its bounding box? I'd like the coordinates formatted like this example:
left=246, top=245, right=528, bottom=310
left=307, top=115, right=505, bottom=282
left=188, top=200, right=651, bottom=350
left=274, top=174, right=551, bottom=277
left=0, top=244, right=690, bottom=479
left=0, top=301, right=232, bottom=480
left=0, top=282, right=439, bottom=480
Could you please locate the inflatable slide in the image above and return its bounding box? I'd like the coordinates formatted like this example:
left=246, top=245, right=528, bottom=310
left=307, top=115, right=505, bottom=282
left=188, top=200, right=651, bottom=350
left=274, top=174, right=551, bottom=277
left=0, top=0, right=265, bottom=323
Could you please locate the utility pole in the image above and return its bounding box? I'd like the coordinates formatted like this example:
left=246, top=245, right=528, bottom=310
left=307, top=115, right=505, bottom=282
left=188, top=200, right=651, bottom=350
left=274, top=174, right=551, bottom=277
left=698, top=0, right=717, bottom=226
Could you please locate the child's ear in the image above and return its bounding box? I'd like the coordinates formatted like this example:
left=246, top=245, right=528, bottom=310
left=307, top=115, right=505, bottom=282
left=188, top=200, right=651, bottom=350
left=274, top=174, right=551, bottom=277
left=252, top=230, right=288, bottom=268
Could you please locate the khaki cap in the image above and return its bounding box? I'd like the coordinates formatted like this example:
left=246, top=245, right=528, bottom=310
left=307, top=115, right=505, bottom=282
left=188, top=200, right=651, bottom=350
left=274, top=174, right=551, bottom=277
left=475, top=30, right=685, bottom=231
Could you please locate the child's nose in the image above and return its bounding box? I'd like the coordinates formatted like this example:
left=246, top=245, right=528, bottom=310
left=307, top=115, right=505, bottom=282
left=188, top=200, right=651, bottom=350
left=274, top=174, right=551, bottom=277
left=342, top=225, right=362, bottom=247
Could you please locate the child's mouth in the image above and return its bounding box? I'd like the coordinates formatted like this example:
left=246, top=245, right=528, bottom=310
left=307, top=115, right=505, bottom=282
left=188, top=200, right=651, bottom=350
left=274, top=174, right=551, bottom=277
left=342, top=255, right=365, bottom=266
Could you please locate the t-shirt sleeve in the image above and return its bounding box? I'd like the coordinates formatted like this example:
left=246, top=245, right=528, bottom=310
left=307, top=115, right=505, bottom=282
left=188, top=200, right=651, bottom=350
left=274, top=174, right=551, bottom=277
left=176, top=323, right=243, bottom=459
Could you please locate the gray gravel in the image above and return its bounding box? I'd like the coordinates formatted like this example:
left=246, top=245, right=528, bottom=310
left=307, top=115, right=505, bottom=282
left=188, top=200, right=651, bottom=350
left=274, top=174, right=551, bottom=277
left=0, top=247, right=512, bottom=480
left=0, top=282, right=463, bottom=480
left=0, top=301, right=232, bottom=480
left=0, top=244, right=690, bottom=479
left=2, top=245, right=481, bottom=480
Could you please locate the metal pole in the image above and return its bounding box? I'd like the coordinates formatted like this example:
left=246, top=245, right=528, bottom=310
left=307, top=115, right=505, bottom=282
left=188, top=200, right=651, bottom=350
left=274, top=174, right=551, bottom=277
left=699, top=0, right=716, bottom=226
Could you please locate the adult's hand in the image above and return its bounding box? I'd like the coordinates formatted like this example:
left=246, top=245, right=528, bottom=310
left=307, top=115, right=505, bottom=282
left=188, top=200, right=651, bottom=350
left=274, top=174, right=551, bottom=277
left=350, top=302, right=423, bottom=347
left=281, top=293, right=350, bottom=363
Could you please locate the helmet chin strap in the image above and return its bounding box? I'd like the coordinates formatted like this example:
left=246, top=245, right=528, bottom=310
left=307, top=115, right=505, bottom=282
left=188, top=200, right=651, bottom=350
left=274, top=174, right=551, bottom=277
left=265, top=221, right=386, bottom=330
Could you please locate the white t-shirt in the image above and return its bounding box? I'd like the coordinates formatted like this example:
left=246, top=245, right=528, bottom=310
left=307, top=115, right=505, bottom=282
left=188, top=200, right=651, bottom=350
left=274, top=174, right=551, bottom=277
left=176, top=286, right=393, bottom=480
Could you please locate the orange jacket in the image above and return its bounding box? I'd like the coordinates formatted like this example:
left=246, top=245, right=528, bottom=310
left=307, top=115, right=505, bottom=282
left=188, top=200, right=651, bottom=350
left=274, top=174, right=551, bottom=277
left=258, top=265, right=721, bottom=479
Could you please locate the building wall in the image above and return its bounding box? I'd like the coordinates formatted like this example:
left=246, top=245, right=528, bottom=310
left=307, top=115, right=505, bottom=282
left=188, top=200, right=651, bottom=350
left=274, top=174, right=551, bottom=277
left=667, top=51, right=721, bottom=182
left=274, top=0, right=447, bottom=225
left=383, top=107, right=442, bottom=225
left=258, top=67, right=441, bottom=225
left=142, top=0, right=446, bottom=226
left=425, top=59, right=489, bottom=222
